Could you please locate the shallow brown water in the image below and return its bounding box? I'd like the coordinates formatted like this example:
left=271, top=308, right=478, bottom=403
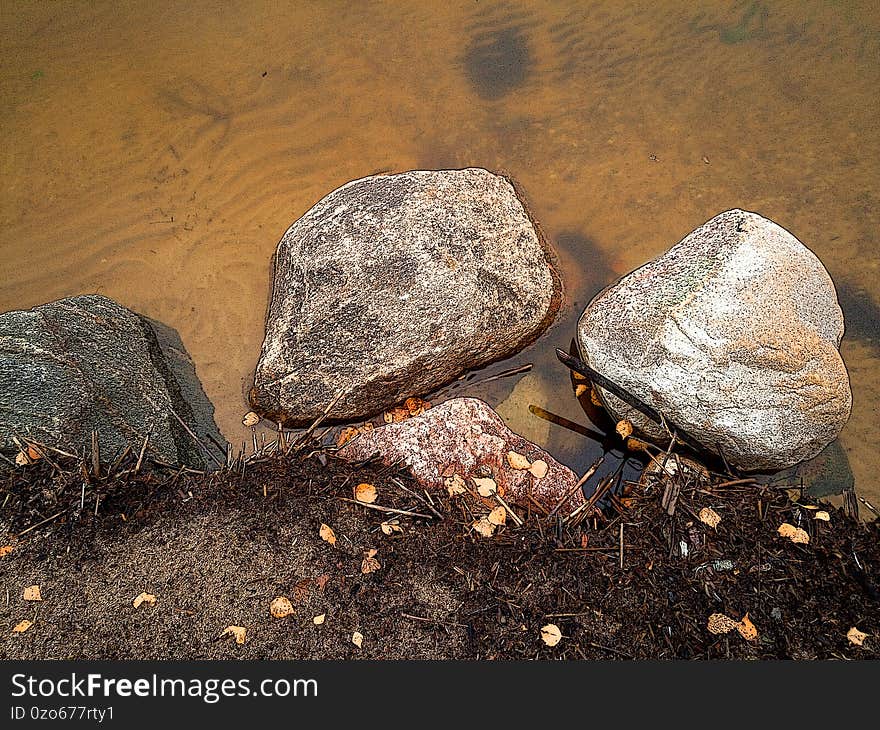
left=1, top=1, right=878, bottom=511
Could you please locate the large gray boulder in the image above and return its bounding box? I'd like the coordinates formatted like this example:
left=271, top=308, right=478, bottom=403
left=0, top=295, right=222, bottom=469
left=251, top=168, right=561, bottom=425
left=577, top=209, right=852, bottom=471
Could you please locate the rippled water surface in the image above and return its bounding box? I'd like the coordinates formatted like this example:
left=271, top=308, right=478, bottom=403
left=2, top=1, right=878, bottom=513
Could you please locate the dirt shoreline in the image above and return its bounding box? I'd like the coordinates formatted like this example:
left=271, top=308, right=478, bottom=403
left=1, top=446, right=877, bottom=660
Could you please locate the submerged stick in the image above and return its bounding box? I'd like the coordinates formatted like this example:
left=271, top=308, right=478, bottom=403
left=555, top=349, right=704, bottom=453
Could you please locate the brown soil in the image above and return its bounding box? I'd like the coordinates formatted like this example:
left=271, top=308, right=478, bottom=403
left=0, top=445, right=877, bottom=660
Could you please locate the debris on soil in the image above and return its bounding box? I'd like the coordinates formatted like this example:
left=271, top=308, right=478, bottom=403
left=132, top=592, right=156, bottom=609
left=0, top=433, right=878, bottom=660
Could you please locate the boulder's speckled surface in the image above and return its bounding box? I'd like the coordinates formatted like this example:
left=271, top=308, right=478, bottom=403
left=338, top=397, right=582, bottom=513
left=0, top=295, right=221, bottom=469
left=251, top=168, right=561, bottom=425
left=577, top=209, right=852, bottom=471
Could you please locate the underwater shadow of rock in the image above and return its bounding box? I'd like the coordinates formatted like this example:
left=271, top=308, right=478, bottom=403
left=463, top=17, right=533, bottom=100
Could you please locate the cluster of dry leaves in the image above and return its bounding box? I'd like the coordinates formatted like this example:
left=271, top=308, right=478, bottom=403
left=335, top=397, right=432, bottom=448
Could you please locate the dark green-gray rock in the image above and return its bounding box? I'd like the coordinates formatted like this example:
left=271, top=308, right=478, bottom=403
left=0, top=295, right=222, bottom=469
left=251, top=168, right=561, bottom=425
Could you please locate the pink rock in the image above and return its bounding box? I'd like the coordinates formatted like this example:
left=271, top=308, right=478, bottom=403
left=337, top=397, right=583, bottom=514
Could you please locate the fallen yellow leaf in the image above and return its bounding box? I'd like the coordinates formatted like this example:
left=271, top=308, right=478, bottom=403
left=380, top=520, right=403, bottom=536
left=777, top=523, right=810, bottom=544
left=471, top=518, right=496, bottom=538
left=12, top=620, right=32, bottom=633
left=0, top=545, right=14, bottom=558
left=445, top=473, right=467, bottom=496
left=737, top=613, right=758, bottom=641
left=626, top=438, right=650, bottom=452
left=354, top=483, right=377, bottom=504
left=352, top=631, right=363, bottom=648
left=319, top=523, right=337, bottom=546
left=847, top=627, right=868, bottom=646
left=814, top=511, right=831, bottom=522
left=270, top=596, right=294, bottom=618
left=361, top=549, right=381, bottom=574
left=540, top=624, right=562, bottom=647
left=529, top=460, right=549, bottom=479
left=698, top=507, right=722, bottom=529
left=313, top=614, right=326, bottom=625
left=27, top=445, right=42, bottom=461
left=242, top=411, right=260, bottom=427
left=590, top=387, right=603, bottom=406
left=575, top=383, right=589, bottom=398
left=15, top=452, right=28, bottom=466
left=336, top=427, right=360, bottom=447
left=473, top=477, right=497, bottom=497
left=132, top=592, right=156, bottom=609
left=221, top=625, right=247, bottom=644
left=23, top=585, right=42, bottom=602
left=707, top=613, right=740, bottom=635
left=615, top=420, right=634, bottom=439
left=507, top=451, right=531, bottom=470
left=487, top=506, right=507, bottom=526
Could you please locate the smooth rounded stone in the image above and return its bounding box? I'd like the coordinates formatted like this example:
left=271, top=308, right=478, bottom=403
left=337, top=397, right=583, bottom=513
left=0, top=295, right=222, bottom=469
left=250, top=168, right=561, bottom=425
left=577, top=209, right=852, bottom=471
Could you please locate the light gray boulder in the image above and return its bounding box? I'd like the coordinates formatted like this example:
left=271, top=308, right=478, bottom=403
left=0, top=295, right=222, bottom=469
left=251, top=168, right=561, bottom=425
left=577, top=209, right=852, bottom=471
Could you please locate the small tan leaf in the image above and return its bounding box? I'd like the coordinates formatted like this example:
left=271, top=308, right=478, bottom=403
left=707, top=613, right=739, bottom=635
left=319, top=523, right=337, bottom=546
left=445, top=473, right=467, bottom=496
left=736, top=613, right=758, bottom=641
left=27, top=445, right=42, bottom=461
left=698, top=507, right=722, bottom=529
left=352, top=631, right=363, bottom=648
left=777, top=523, right=810, bottom=544
left=23, top=585, right=42, bottom=602
left=471, top=518, right=496, bottom=538
left=626, top=438, right=650, bottom=452
left=380, top=520, right=403, bottom=536
left=575, top=383, right=589, bottom=397
left=361, top=549, right=381, bottom=574
left=814, top=511, right=831, bottom=522
left=615, top=420, right=634, bottom=439
left=221, top=625, right=247, bottom=644
left=15, top=451, right=28, bottom=466
left=540, top=623, right=562, bottom=647
left=313, top=614, right=326, bottom=625
left=507, top=450, right=532, bottom=470
left=847, top=627, right=868, bottom=646
left=336, top=427, right=360, bottom=447
left=12, top=620, right=32, bottom=633
left=473, top=477, right=497, bottom=497
left=270, top=596, right=294, bottom=618
left=354, top=482, right=377, bottom=504
left=529, top=460, right=549, bottom=479
left=132, top=592, right=156, bottom=609
left=242, top=411, right=260, bottom=427
left=0, top=545, right=14, bottom=558
left=487, top=506, right=507, bottom=526
left=590, top=387, right=603, bottom=406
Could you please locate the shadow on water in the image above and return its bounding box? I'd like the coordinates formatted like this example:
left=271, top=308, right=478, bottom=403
left=838, top=283, right=880, bottom=350
left=463, top=4, right=535, bottom=99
